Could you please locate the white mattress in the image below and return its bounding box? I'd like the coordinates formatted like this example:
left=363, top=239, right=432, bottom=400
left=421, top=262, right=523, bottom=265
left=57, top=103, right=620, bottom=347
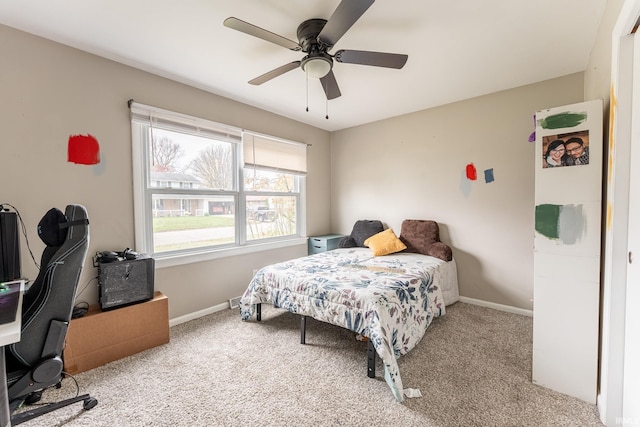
left=438, top=257, right=460, bottom=306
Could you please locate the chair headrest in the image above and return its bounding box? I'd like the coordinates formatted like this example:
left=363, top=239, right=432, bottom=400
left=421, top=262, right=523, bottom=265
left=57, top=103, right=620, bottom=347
left=37, top=208, right=67, bottom=247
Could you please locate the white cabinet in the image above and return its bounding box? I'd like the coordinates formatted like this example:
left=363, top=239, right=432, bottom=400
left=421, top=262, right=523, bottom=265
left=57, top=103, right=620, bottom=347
left=532, top=99, right=603, bottom=404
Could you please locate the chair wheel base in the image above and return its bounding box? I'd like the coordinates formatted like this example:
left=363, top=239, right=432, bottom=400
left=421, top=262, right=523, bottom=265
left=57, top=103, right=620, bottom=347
left=24, top=391, right=43, bottom=405
left=83, top=397, right=98, bottom=410
left=11, top=393, right=97, bottom=426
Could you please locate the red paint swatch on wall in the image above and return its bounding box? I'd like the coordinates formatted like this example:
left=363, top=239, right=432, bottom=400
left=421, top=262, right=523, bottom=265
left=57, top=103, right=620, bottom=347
left=465, top=163, right=477, bottom=181
left=68, top=134, right=100, bottom=165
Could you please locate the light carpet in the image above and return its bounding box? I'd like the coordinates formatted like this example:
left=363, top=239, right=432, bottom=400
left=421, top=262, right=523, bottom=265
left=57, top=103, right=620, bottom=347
left=19, top=302, right=603, bottom=426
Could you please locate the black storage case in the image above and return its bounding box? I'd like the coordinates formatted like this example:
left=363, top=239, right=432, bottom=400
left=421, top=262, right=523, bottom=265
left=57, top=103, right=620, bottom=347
left=98, top=256, right=155, bottom=310
left=0, top=211, right=21, bottom=283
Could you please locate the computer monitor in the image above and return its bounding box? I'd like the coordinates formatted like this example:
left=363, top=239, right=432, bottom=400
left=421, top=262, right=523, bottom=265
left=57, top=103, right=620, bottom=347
left=0, top=280, right=21, bottom=325
left=0, top=211, right=21, bottom=283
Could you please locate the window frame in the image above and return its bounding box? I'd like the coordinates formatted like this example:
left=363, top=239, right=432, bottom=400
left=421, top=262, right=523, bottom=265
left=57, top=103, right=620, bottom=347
left=130, top=102, right=307, bottom=268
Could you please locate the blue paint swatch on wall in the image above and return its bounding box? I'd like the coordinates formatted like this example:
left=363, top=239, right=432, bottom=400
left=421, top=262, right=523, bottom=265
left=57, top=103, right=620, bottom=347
left=484, top=168, right=495, bottom=183
left=459, top=170, right=471, bottom=198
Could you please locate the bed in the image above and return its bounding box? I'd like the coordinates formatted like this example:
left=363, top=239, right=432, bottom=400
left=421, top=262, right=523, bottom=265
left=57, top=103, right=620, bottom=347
left=239, top=220, right=459, bottom=402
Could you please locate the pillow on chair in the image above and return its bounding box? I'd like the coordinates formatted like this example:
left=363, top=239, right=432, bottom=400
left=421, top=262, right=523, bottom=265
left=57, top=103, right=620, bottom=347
left=399, top=219, right=452, bottom=261
left=37, top=208, right=67, bottom=247
left=338, top=220, right=384, bottom=248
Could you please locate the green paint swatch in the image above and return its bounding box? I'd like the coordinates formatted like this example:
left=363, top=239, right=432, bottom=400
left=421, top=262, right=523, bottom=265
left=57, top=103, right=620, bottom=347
left=535, top=203, right=585, bottom=243
left=537, top=112, right=587, bottom=129
left=535, top=204, right=560, bottom=239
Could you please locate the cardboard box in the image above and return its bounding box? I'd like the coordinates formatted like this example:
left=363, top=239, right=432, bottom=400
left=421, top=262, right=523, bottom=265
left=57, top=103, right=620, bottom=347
left=63, top=291, right=169, bottom=374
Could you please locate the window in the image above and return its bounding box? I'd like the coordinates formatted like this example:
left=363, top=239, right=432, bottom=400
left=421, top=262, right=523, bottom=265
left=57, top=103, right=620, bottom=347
left=130, top=102, right=306, bottom=264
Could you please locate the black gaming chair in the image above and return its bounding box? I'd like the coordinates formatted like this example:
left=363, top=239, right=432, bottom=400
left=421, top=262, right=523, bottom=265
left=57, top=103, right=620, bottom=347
left=5, top=204, right=97, bottom=425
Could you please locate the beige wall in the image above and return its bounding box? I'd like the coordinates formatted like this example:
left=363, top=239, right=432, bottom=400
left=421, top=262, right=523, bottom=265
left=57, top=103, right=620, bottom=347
left=584, top=0, right=624, bottom=104
left=0, top=17, right=609, bottom=318
left=330, top=73, right=585, bottom=310
left=0, top=24, right=331, bottom=319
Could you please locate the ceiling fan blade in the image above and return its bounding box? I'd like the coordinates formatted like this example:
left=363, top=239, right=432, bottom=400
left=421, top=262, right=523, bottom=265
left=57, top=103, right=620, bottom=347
left=224, top=17, right=301, bottom=51
left=249, top=61, right=301, bottom=85
left=334, top=49, right=408, bottom=69
left=318, top=0, right=375, bottom=48
left=320, top=71, right=341, bottom=100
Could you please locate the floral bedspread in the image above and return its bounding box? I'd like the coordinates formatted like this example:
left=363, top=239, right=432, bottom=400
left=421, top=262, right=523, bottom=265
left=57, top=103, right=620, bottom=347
left=239, top=248, right=446, bottom=402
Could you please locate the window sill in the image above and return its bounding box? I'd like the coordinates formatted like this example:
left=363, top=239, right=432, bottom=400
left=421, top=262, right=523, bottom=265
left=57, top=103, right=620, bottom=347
left=154, top=237, right=307, bottom=269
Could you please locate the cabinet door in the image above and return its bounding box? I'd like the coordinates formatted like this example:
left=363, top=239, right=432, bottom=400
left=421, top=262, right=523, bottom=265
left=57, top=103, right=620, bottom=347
left=532, top=100, right=602, bottom=404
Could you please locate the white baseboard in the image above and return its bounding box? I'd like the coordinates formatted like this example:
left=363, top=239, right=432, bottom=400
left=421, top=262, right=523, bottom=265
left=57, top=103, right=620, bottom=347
left=596, top=393, right=606, bottom=426
left=169, top=302, right=230, bottom=327
left=458, top=296, right=533, bottom=317
left=170, top=296, right=532, bottom=327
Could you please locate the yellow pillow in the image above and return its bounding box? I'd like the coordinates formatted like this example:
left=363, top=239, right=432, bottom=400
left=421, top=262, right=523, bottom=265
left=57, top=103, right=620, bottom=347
left=363, top=228, right=407, bottom=256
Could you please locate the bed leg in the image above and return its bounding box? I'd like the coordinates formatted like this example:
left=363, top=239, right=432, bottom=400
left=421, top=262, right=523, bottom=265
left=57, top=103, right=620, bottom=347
left=367, top=340, right=376, bottom=378
left=300, top=316, right=307, bottom=344
left=256, top=303, right=261, bottom=321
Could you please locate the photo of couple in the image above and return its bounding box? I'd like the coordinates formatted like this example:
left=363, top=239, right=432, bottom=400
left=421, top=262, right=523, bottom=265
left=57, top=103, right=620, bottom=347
left=542, top=130, right=590, bottom=169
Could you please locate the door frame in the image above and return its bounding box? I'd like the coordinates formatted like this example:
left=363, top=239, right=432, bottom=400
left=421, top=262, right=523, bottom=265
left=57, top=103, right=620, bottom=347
left=622, top=26, right=640, bottom=426
left=599, top=1, right=640, bottom=425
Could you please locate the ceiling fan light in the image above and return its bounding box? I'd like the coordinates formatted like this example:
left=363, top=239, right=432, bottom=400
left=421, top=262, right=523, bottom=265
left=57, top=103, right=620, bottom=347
left=303, top=57, right=331, bottom=79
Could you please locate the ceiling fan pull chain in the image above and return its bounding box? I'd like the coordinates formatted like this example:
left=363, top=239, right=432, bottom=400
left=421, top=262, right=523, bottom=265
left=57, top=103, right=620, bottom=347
left=325, top=79, right=329, bottom=119
left=306, top=70, right=309, bottom=112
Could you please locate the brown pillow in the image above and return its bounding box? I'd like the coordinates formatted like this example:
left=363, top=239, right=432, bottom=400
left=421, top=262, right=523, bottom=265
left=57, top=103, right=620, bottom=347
left=399, top=219, right=452, bottom=262
left=426, top=241, right=453, bottom=262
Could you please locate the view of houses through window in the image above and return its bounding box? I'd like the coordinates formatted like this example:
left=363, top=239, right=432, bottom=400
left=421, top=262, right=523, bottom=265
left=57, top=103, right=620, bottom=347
left=130, top=103, right=305, bottom=258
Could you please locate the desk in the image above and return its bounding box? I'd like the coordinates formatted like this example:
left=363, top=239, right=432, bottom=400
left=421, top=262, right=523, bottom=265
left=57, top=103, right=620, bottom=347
left=0, top=280, right=24, bottom=427
left=307, top=234, right=345, bottom=255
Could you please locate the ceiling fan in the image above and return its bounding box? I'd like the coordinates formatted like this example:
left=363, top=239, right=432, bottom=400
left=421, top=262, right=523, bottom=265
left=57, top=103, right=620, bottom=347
left=223, top=0, right=408, bottom=101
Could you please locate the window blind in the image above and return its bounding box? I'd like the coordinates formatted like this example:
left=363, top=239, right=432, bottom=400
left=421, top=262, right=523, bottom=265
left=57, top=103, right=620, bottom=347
left=243, top=132, right=307, bottom=175
left=129, top=101, right=242, bottom=143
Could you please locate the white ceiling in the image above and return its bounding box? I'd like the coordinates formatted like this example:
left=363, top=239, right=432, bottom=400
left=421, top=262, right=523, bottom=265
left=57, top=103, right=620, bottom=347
left=0, top=0, right=607, bottom=131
